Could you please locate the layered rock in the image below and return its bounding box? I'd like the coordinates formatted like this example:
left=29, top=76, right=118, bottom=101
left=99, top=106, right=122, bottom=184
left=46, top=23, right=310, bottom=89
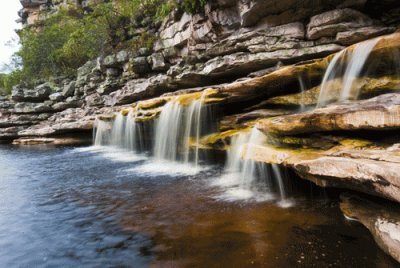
left=340, top=194, right=400, bottom=262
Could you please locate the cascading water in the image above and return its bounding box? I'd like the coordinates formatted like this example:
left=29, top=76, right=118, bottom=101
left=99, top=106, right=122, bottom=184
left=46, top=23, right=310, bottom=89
left=94, top=111, right=141, bottom=152
left=317, top=38, right=380, bottom=107
left=215, top=127, right=290, bottom=205
left=153, top=92, right=211, bottom=169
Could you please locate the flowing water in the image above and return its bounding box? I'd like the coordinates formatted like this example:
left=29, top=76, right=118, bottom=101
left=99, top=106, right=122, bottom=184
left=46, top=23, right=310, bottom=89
left=317, top=38, right=380, bottom=107
left=0, top=144, right=397, bottom=267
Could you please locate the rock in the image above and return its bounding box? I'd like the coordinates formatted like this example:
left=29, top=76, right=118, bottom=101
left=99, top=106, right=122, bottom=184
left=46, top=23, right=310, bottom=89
left=103, top=54, right=118, bottom=68
left=11, top=83, right=52, bottom=102
left=77, top=59, right=96, bottom=78
left=198, top=44, right=343, bottom=78
left=52, top=100, right=82, bottom=111
left=340, top=193, right=400, bottom=263
left=148, top=53, right=169, bottom=72
left=105, top=75, right=173, bottom=106
left=116, top=50, right=129, bottom=63
left=85, top=93, right=105, bottom=107
left=263, top=76, right=400, bottom=107
left=307, top=9, right=374, bottom=40
left=14, top=102, right=54, bottom=114
left=336, top=26, right=395, bottom=45
left=62, top=81, right=76, bottom=97
left=256, top=93, right=400, bottom=136
left=106, top=68, right=121, bottom=77
left=49, top=92, right=64, bottom=102
left=96, top=79, right=122, bottom=95
left=129, top=56, right=151, bottom=75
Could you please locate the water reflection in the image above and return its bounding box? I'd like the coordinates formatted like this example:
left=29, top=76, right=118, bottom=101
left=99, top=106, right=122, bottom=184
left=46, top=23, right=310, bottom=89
left=0, top=145, right=397, bottom=267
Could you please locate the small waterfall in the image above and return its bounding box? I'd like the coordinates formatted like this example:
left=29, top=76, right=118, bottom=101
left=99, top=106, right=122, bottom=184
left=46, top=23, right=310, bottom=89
left=216, top=128, right=289, bottom=204
left=93, top=118, right=112, bottom=146
left=153, top=92, right=212, bottom=168
left=317, top=38, right=379, bottom=107
left=297, top=75, right=307, bottom=112
left=93, top=111, right=144, bottom=153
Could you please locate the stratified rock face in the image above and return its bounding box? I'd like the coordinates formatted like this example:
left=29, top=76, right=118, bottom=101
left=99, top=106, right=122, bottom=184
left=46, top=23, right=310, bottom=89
left=11, top=83, right=52, bottom=102
left=340, top=194, right=400, bottom=262
left=257, top=93, right=400, bottom=135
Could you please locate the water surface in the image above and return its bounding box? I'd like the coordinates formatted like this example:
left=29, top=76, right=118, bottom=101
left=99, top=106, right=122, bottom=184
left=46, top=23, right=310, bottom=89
left=0, top=145, right=397, bottom=267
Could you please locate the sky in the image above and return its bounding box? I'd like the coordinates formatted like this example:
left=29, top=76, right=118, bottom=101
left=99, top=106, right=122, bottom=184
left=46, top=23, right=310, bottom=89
left=0, top=0, right=22, bottom=72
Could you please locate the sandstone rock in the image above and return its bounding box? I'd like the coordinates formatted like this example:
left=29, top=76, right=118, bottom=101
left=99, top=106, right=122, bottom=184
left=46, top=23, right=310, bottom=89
left=336, top=26, right=395, bottom=45
left=307, top=9, right=374, bottom=40
left=85, top=93, right=105, bottom=107
left=11, top=83, right=52, bottom=102
left=263, top=76, right=400, bottom=107
left=257, top=93, right=400, bottom=136
left=52, top=100, right=82, bottom=111
left=14, top=102, right=54, bottom=114
left=340, top=193, right=400, bottom=263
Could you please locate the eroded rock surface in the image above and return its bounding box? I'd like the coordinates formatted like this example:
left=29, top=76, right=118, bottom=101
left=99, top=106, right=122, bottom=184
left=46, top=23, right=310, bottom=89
left=340, top=193, right=400, bottom=262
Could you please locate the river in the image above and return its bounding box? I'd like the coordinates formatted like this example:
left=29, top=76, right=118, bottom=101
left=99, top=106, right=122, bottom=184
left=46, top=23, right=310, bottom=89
left=0, top=145, right=397, bottom=267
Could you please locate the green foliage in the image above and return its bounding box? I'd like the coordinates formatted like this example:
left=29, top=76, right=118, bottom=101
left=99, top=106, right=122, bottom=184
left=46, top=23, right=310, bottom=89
left=156, top=0, right=207, bottom=19
left=0, top=70, right=23, bottom=95
left=8, top=0, right=208, bottom=90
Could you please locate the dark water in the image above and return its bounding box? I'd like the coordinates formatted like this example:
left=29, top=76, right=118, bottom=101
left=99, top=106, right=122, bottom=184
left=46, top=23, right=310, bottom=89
left=0, top=145, right=397, bottom=267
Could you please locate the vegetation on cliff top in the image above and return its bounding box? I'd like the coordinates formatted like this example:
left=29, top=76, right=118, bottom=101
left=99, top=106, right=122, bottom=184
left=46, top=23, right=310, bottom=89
left=0, top=0, right=207, bottom=94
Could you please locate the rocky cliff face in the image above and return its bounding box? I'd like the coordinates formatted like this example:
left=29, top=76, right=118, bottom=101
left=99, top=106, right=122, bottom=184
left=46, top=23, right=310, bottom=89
left=4, top=0, right=400, bottom=261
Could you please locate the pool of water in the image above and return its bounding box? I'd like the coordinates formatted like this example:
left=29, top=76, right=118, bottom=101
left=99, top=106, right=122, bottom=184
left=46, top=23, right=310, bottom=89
left=0, top=145, right=397, bottom=267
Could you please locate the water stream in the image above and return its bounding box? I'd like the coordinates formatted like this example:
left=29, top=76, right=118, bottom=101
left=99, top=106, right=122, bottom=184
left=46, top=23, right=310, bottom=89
left=317, top=38, right=380, bottom=107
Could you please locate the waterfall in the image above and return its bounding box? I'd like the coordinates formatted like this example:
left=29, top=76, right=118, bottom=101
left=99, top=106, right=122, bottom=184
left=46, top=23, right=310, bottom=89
left=93, top=118, right=112, bottom=146
left=216, top=128, right=290, bottom=204
left=317, top=38, right=379, bottom=107
left=153, top=92, right=210, bottom=168
left=93, top=111, right=143, bottom=153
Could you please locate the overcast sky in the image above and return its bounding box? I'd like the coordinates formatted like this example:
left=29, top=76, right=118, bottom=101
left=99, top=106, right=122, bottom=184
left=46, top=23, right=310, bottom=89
left=0, top=1, right=22, bottom=71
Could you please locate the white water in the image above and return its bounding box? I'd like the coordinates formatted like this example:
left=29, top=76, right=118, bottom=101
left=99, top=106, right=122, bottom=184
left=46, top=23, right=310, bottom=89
left=153, top=93, right=210, bottom=169
left=298, top=75, right=307, bottom=112
left=317, top=38, right=379, bottom=107
left=214, top=128, right=290, bottom=204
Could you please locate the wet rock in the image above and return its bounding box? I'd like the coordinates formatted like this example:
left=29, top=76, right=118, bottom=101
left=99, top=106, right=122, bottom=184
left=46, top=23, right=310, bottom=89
left=257, top=93, right=400, bottom=135
left=340, top=193, right=400, bottom=262
left=263, top=76, right=400, bottom=107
